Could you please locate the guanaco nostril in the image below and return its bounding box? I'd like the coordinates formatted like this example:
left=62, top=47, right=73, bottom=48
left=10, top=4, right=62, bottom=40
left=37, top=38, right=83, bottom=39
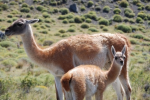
left=120, top=61, right=123, bottom=65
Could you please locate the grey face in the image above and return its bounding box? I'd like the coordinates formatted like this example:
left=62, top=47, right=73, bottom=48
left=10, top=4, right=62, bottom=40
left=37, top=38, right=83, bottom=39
left=5, top=18, right=27, bottom=36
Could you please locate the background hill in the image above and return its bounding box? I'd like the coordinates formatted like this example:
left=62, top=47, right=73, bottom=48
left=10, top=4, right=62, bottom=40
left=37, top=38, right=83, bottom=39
left=0, top=0, right=150, bottom=99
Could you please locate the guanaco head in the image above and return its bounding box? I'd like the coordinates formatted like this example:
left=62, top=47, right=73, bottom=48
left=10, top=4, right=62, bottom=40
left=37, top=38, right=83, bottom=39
left=5, top=18, right=39, bottom=36
left=111, top=45, right=126, bottom=66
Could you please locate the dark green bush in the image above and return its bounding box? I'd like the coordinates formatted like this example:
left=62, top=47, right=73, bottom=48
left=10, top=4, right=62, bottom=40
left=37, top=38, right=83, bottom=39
left=86, top=18, right=92, bottom=23
left=81, top=23, right=90, bottom=29
left=147, top=14, right=150, bottom=20
left=148, top=21, right=150, bottom=25
left=26, top=14, right=31, bottom=18
left=83, top=12, right=98, bottom=21
left=7, top=19, right=12, bottom=23
left=124, top=8, right=135, bottom=18
left=62, top=19, right=68, bottom=24
left=137, top=13, right=147, bottom=20
left=7, top=14, right=13, bottom=18
left=44, top=18, right=51, bottom=23
left=98, top=18, right=109, bottom=26
left=20, top=7, right=30, bottom=13
left=80, top=6, right=86, bottom=11
left=74, top=16, right=83, bottom=23
left=87, top=1, right=94, bottom=7
left=103, top=6, right=110, bottom=13
left=88, top=27, right=99, bottom=32
left=133, top=0, right=140, bottom=5
left=41, top=30, right=48, bottom=34
left=113, top=8, right=121, bottom=14
left=50, top=1, right=57, bottom=6
left=59, top=29, right=66, bottom=33
left=129, top=19, right=135, bottom=23
left=58, top=15, right=66, bottom=20
left=123, top=18, right=129, bottom=22
left=95, top=6, right=101, bottom=11
left=136, top=17, right=144, bottom=23
left=67, top=28, right=75, bottom=32
left=9, top=1, right=17, bottom=5
left=130, top=25, right=139, bottom=31
left=43, top=12, right=50, bottom=18
left=22, top=3, right=28, bottom=8
left=131, top=34, right=144, bottom=39
left=0, top=4, right=8, bottom=10
left=43, top=40, right=53, bottom=46
left=113, top=15, right=122, bottom=22
left=30, top=6, right=34, bottom=10
left=119, top=0, right=129, bottom=7
left=145, top=5, right=150, bottom=11
left=36, top=5, right=44, bottom=11
left=59, top=8, right=69, bottom=15
left=69, top=19, right=74, bottom=23
left=116, top=24, right=132, bottom=33
left=103, top=27, right=108, bottom=31
left=130, top=39, right=137, bottom=44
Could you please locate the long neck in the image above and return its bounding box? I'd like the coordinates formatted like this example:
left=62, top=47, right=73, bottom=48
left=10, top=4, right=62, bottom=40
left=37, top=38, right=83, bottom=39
left=105, top=59, right=122, bottom=85
left=21, top=25, right=50, bottom=66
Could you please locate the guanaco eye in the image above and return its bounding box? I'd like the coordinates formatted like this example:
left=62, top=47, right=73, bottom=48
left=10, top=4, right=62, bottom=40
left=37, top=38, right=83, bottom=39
left=123, top=56, right=126, bottom=59
left=115, top=57, right=118, bottom=60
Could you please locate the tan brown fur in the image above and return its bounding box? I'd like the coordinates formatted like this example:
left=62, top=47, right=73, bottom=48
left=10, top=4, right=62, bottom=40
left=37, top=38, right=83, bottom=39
left=5, top=19, right=131, bottom=100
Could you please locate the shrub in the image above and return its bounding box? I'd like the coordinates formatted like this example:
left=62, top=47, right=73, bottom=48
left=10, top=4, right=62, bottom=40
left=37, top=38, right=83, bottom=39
left=43, top=40, right=53, bottom=46
left=59, top=29, right=66, bottom=33
left=123, top=18, right=129, bottom=22
left=44, top=18, right=51, bottom=23
left=21, top=75, right=37, bottom=91
left=95, top=6, right=101, bottom=11
left=9, top=1, right=17, bottom=5
left=113, top=15, right=122, bottom=22
left=36, top=5, right=44, bottom=11
left=59, top=8, right=69, bottom=15
left=7, top=14, right=13, bottom=18
left=148, top=21, right=150, bottom=25
left=131, top=34, right=144, bottom=39
left=74, top=16, right=82, bottom=23
left=98, top=18, right=109, bottom=26
left=20, top=7, right=30, bottom=13
left=116, top=24, right=132, bottom=33
left=0, top=41, right=14, bottom=48
left=81, top=23, right=90, bottom=29
left=119, top=0, right=129, bottom=7
left=62, top=19, right=68, bottom=24
left=22, top=3, right=28, bottom=7
left=103, top=6, right=110, bottom=13
left=30, top=6, right=34, bottom=10
left=83, top=12, right=98, bottom=21
left=145, top=5, right=150, bottom=11
left=103, top=27, right=108, bottom=31
left=0, top=4, right=8, bottom=10
left=86, top=18, right=92, bottom=23
left=113, top=8, right=121, bottom=14
left=67, top=28, right=75, bottom=32
left=43, top=12, right=50, bottom=18
left=133, top=0, right=140, bottom=5
left=58, top=15, right=66, bottom=20
left=69, top=19, right=74, bottom=23
left=137, top=13, right=147, bottom=20
left=124, top=8, right=135, bottom=18
left=7, top=19, right=12, bottom=23
left=40, top=30, right=48, bottom=34
left=130, top=25, right=139, bottom=31
left=26, top=14, right=31, bottom=18
left=129, top=19, right=135, bottom=23
left=130, top=39, right=137, bottom=44
left=80, top=6, right=86, bottom=11
left=88, top=27, right=99, bottom=32
left=136, top=17, right=144, bottom=23
left=87, top=1, right=94, bottom=7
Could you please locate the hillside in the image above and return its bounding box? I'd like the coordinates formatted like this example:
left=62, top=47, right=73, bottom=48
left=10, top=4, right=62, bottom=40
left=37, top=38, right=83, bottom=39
left=0, top=0, right=150, bottom=99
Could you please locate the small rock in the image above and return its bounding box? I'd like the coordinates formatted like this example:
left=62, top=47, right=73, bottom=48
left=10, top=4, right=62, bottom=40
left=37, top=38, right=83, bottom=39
left=0, top=31, right=5, bottom=39
left=69, top=3, right=78, bottom=13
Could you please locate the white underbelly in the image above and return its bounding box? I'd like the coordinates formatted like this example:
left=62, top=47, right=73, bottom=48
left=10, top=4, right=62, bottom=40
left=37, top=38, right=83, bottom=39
left=85, top=79, right=98, bottom=97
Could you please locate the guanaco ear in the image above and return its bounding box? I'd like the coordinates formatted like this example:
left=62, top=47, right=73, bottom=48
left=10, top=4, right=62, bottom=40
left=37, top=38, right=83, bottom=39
left=26, top=19, right=39, bottom=24
left=121, top=45, right=126, bottom=55
left=111, top=45, right=116, bottom=57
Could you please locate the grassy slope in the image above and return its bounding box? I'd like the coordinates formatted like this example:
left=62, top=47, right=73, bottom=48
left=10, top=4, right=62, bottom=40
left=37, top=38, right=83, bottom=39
left=0, top=0, right=150, bottom=99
